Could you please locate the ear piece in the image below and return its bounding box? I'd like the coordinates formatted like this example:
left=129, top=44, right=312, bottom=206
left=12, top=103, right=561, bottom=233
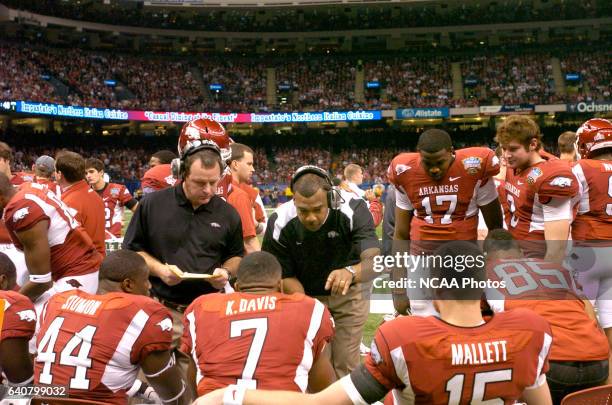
left=291, top=165, right=341, bottom=210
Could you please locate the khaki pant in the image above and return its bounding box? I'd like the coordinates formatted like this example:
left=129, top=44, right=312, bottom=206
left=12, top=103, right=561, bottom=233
left=315, top=282, right=371, bottom=378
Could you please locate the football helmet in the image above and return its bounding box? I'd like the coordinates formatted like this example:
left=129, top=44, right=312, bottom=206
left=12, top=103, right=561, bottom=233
left=576, top=118, right=612, bottom=158
left=177, top=118, right=231, bottom=162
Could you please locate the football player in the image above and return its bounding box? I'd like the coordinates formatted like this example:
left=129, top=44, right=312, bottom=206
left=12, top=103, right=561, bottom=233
left=85, top=158, right=138, bottom=240
left=567, top=118, right=612, bottom=373
left=495, top=115, right=578, bottom=263
left=484, top=229, right=609, bottom=403
left=34, top=250, right=192, bottom=405
left=0, top=252, right=35, bottom=387
left=0, top=173, right=102, bottom=303
left=0, top=141, right=34, bottom=186
left=227, top=143, right=262, bottom=253
left=387, top=129, right=503, bottom=315
left=193, top=242, right=553, bottom=405
left=140, top=150, right=178, bottom=196
left=181, top=251, right=335, bottom=396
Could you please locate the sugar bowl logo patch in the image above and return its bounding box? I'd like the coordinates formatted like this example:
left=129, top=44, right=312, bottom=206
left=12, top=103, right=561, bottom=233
left=527, top=167, right=543, bottom=185
left=462, top=157, right=482, bottom=175
left=110, top=187, right=120, bottom=197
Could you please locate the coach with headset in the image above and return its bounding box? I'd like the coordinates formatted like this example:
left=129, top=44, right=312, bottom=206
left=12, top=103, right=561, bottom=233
left=262, top=165, right=380, bottom=378
left=123, top=123, right=244, bottom=345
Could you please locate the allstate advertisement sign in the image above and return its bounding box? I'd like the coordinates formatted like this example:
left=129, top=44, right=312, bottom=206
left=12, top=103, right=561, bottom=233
left=397, top=108, right=449, bottom=119
left=567, top=101, right=612, bottom=113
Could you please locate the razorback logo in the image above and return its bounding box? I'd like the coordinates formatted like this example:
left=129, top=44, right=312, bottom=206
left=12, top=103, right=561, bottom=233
left=395, top=164, right=411, bottom=176
left=12, top=207, right=29, bottom=222
left=549, top=177, right=573, bottom=188
left=156, top=318, right=173, bottom=332
left=65, top=279, right=83, bottom=288
left=16, top=309, right=36, bottom=322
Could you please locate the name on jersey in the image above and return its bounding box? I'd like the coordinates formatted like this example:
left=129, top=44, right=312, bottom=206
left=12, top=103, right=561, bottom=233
left=418, top=184, right=459, bottom=197
left=451, top=340, right=508, bottom=366
left=61, top=295, right=102, bottom=316
left=505, top=182, right=521, bottom=197
left=602, top=163, right=612, bottom=172
left=225, top=296, right=278, bottom=316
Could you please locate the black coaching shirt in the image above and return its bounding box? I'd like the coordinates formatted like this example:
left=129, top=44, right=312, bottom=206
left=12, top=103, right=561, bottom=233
left=262, top=191, right=379, bottom=296
left=123, top=184, right=244, bottom=304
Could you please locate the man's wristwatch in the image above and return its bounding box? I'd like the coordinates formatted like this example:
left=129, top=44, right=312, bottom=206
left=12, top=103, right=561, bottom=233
left=344, top=265, right=356, bottom=282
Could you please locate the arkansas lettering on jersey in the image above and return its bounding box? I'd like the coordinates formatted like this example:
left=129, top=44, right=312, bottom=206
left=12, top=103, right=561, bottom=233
left=572, top=159, right=612, bottom=240
left=35, top=290, right=173, bottom=405
left=366, top=309, right=551, bottom=405
left=181, top=292, right=334, bottom=396
left=504, top=159, right=578, bottom=240
left=96, top=183, right=135, bottom=238
left=0, top=290, right=36, bottom=343
left=2, top=182, right=102, bottom=280
left=141, top=164, right=176, bottom=195
left=486, top=258, right=609, bottom=362
left=387, top=147, right=500, bottom=240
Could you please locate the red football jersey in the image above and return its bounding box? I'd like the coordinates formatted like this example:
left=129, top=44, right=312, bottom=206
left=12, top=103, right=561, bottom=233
left=486, top=258, right=608, bottom=361
left=62, top=180, right=106, bottom=257
left=0, top=290, right=36, bottom=343
left=571, top=159, right=612, bottom=241
left=236, top=182, right=266, bottom=223
left=10, top=172, right=35, bottom=186
left=141, top=164, right=176, bottom=195
left=34, top=290, right=173, bottom=405
left=504, top=159, right=578, bottom=240
left=366, top=308, right=551, bottom=405
left=216, top=172, right=233, bottom=201
left=2, top=182, right=102, bottom=280
left=181, top=292, right=334, bottom=396
left=34, top=178, right=61, bottom=196
left=95, top=183, right=135, bottom=238
left=388, top=147, right=500, bottom=241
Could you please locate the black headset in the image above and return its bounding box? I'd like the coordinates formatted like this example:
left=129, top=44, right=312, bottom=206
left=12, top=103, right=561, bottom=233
left=171, top=140, right=223, bottom=179
left=290, top=165, right=342, bottom=210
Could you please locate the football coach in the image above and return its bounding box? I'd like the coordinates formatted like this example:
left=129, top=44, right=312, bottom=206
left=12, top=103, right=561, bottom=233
left=262, top=165, right=380, bottom=378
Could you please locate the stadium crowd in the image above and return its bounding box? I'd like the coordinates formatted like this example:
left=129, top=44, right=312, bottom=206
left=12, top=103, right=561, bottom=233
left=1, top=41, right=610, bottom=112
left=2, top=0, right=607, bottom=32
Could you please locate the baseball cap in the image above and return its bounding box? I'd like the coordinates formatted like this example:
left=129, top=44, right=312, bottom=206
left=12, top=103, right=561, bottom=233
left=35, top=155, right=56, bottom=173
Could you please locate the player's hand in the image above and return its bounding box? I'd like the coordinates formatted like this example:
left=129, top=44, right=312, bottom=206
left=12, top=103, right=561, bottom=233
left=208, top=268, right=230, bottom=290
left=364, top=189, right=377, bottom=202
left=325, top=268, right=354, bottom=296
left=192, top=387, right=225, bottom=404
left=161, top=264, right=183, bottom=286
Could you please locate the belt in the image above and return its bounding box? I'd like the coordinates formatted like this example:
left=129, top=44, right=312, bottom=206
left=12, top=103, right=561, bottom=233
left=158, top=298, right=189, bottom=314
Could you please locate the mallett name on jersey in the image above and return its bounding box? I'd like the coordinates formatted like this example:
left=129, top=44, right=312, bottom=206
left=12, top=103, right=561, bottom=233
left=451, top=340, right=508, bottom=366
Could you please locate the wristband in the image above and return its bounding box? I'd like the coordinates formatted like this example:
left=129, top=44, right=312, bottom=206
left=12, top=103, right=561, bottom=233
left=29, top=273, right=52, bottom=283
left=126, top=379, right=143, bottom=397
left=223, top=384, right=247, bottom=405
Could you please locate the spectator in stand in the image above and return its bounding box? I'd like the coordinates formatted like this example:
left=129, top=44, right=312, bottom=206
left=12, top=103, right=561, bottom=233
left=55, top=151, right=106, bottom=257
left=558, top=131, right=577, bottom=162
